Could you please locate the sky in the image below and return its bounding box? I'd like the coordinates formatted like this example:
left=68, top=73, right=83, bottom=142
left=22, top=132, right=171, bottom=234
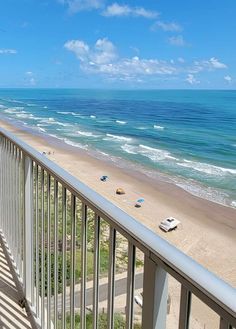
left=0, top=0, right=236, bottom=89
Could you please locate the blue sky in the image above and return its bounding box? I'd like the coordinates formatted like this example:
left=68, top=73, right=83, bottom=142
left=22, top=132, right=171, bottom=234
left=0, top=0, right=236, bottom=89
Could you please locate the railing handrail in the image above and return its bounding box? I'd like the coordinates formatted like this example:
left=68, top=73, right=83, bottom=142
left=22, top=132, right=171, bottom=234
left=1, top=126, right=236, bottom=319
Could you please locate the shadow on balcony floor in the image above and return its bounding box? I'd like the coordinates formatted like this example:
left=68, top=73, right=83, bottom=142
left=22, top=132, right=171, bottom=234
left=0, top=238, right=37, bottom=329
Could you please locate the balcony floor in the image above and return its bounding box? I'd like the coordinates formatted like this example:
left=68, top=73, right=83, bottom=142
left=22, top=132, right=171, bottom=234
left=0, top=237, right=37, bottom=329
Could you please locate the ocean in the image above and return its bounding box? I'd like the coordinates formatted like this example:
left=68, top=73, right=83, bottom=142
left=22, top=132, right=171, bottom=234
left=0, top=88, right=235, bottom=208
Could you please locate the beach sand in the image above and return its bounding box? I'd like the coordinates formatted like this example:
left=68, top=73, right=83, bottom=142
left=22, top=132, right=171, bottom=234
left=1, top=119, right=235, bottom=287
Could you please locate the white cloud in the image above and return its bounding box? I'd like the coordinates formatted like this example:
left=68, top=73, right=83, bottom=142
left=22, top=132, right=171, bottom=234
left=178, top=57, right=185, bottom=63
left=151, top=21, right=182, bottom=32
left=185, top=74, right=200, bottom=85
left=192, top=57, right=227, bottom=72
left=209, top=57, right=227, bottom=69
left=64, top=40, right=90, bottom=61
left=64, top=38, right=229, bottom=84
left=24, top=71, right=36, bottom=86
left=29, top=77, right=36, bottom=86
left=59, top=0, right=104, bottom=13
left=65, top=38, right=177, bottom=80
left=102, top=3, right=159, bottom=18
left=224, top=75, right=232, bottom=83
left=64, top=38, right=117, bottom=64
left=0, top=49, right=17, bottom=54
left=168, top=35, right=187, bottom=47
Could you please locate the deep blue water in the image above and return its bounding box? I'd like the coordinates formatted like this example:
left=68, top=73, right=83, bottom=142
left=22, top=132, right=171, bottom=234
left=0, top=89, right=236, bottom=207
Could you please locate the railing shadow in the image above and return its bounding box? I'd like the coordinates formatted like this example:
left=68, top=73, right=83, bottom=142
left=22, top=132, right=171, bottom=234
left=0, top=237, right=37, bottom=329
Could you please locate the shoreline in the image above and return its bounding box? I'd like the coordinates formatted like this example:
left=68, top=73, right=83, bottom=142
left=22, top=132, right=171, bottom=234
left=1, top=119, right=236, bottom=287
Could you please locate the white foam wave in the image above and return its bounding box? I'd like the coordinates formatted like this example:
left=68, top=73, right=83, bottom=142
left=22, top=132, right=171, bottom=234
left=90, top=115, right=96, bottom=119
left=105, top=134, right=132, bottom=142
left=63, top=139, right=88, bottom=150
left=48, top=134, right=64, bottom=141
left=43, top=106, right=48, bottom=109
left=154, top=125, right=164, bottom=130
left=14, top=106, right=25, bottom=110
left=99, top=151, right=109, bottom=157
left=16, top=113, right=34, bottom=119
left=177, top=159, right=236, bottom=176
left=57, top=111, right=71, bottom=115
left=55, top=121, right=71, bottom=126
left=231, top=201, right=236, bottom=208
left=38, top=127, right=46, bottom=132
left=136, top=126, right=148, bottom=130
left=76, top=130, right=99, bottom=137
left=116, top=120, right=127, bottom=125
left=121, top=144, right=137, bottom=154
left=37, top=123, right=48, bottom=127
left=9, top=99, right=25, bottom=104
left=39, top=118, right=70, bottom=126
left=139, top=144, right=176, bottom=162
left=0, top=104, right=5, bottom=108
left=4, top=108, right=19, bottom=114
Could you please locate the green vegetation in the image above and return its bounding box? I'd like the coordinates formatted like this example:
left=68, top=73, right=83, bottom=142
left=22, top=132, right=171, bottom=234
left=58, top=312, right=141, bottom=329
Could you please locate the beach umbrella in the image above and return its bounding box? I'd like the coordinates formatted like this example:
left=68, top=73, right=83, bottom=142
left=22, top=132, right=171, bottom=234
left=137, top=198, right=144, bottom=203
left=100, top=175, right=108, bottom=181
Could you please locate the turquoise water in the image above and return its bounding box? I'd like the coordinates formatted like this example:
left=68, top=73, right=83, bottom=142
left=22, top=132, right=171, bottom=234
left=0, top=89, right=236, bottom=207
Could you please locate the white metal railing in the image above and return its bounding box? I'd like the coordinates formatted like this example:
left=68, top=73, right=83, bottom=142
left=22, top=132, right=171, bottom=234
left=0, top=126, right=236, bottom=329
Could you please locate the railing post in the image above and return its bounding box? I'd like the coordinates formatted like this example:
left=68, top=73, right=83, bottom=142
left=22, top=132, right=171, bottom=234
left=142, top=255, right=168, bottom=329
left=179, top=285, right=191, bottom=329
left=24, top=154, right=34, bottom=304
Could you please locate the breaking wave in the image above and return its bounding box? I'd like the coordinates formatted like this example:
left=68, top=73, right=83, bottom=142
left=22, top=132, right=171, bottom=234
left=104, top=134, right=132, bottom=142
left=177, top=159, right=236, bottom=176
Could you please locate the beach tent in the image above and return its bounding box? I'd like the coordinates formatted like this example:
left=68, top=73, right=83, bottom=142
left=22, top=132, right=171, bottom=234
left=116, top=188, right=125, bottom=195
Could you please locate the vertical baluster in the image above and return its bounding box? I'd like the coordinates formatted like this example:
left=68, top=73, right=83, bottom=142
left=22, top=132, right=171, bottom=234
left=4, top=139, right=7, bottom=236
left=0, top=137, right=3, bottom=231
left=62, top=187, right=67, bottom=329
left=0, top=138, right=4, bottom=232
left=24, top=154, right=34, bottom=304
left=126, top=243, right=136, bottom=329
left=219, top=318, right=231, bottom=329
left=35, top=164, right=40, bottom=317
left=41, top=169, right=45, bottom=328
left=12, top=145, right=18, bottom=267
left=9, top=142, right=12, bottom=251
left=70, top=194, right=76, bottom=329
left=15, top=147, right=20, bottom=272
left=47, top=174, right=51, bottom=329
left=0, top=137, right=2, bottom=230
left=142, top=256, right=168, bottom=329
left=11, top=144, right=15, bottom=260
left=6, top=141, right=10, bottom=244
left=93, top=214, right=100, bottom=329
left=108, top=227, right=116, bottom=329
left=54, top=180, right=59, bottom=329
left=31, top=161, right=35, bottom=307
left=178, top=285, right=191, bottom=329
left=19, top=149, right=24, bottom=281
left=80, top=203, right=88, bottom=329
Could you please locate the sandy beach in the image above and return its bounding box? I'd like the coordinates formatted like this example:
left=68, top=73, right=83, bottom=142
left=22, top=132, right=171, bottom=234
left=1, top=119, right=236, bottom=289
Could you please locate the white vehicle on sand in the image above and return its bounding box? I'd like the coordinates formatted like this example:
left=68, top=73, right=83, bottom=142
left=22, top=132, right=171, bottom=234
left=159, top=217, right=180, bottom=232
